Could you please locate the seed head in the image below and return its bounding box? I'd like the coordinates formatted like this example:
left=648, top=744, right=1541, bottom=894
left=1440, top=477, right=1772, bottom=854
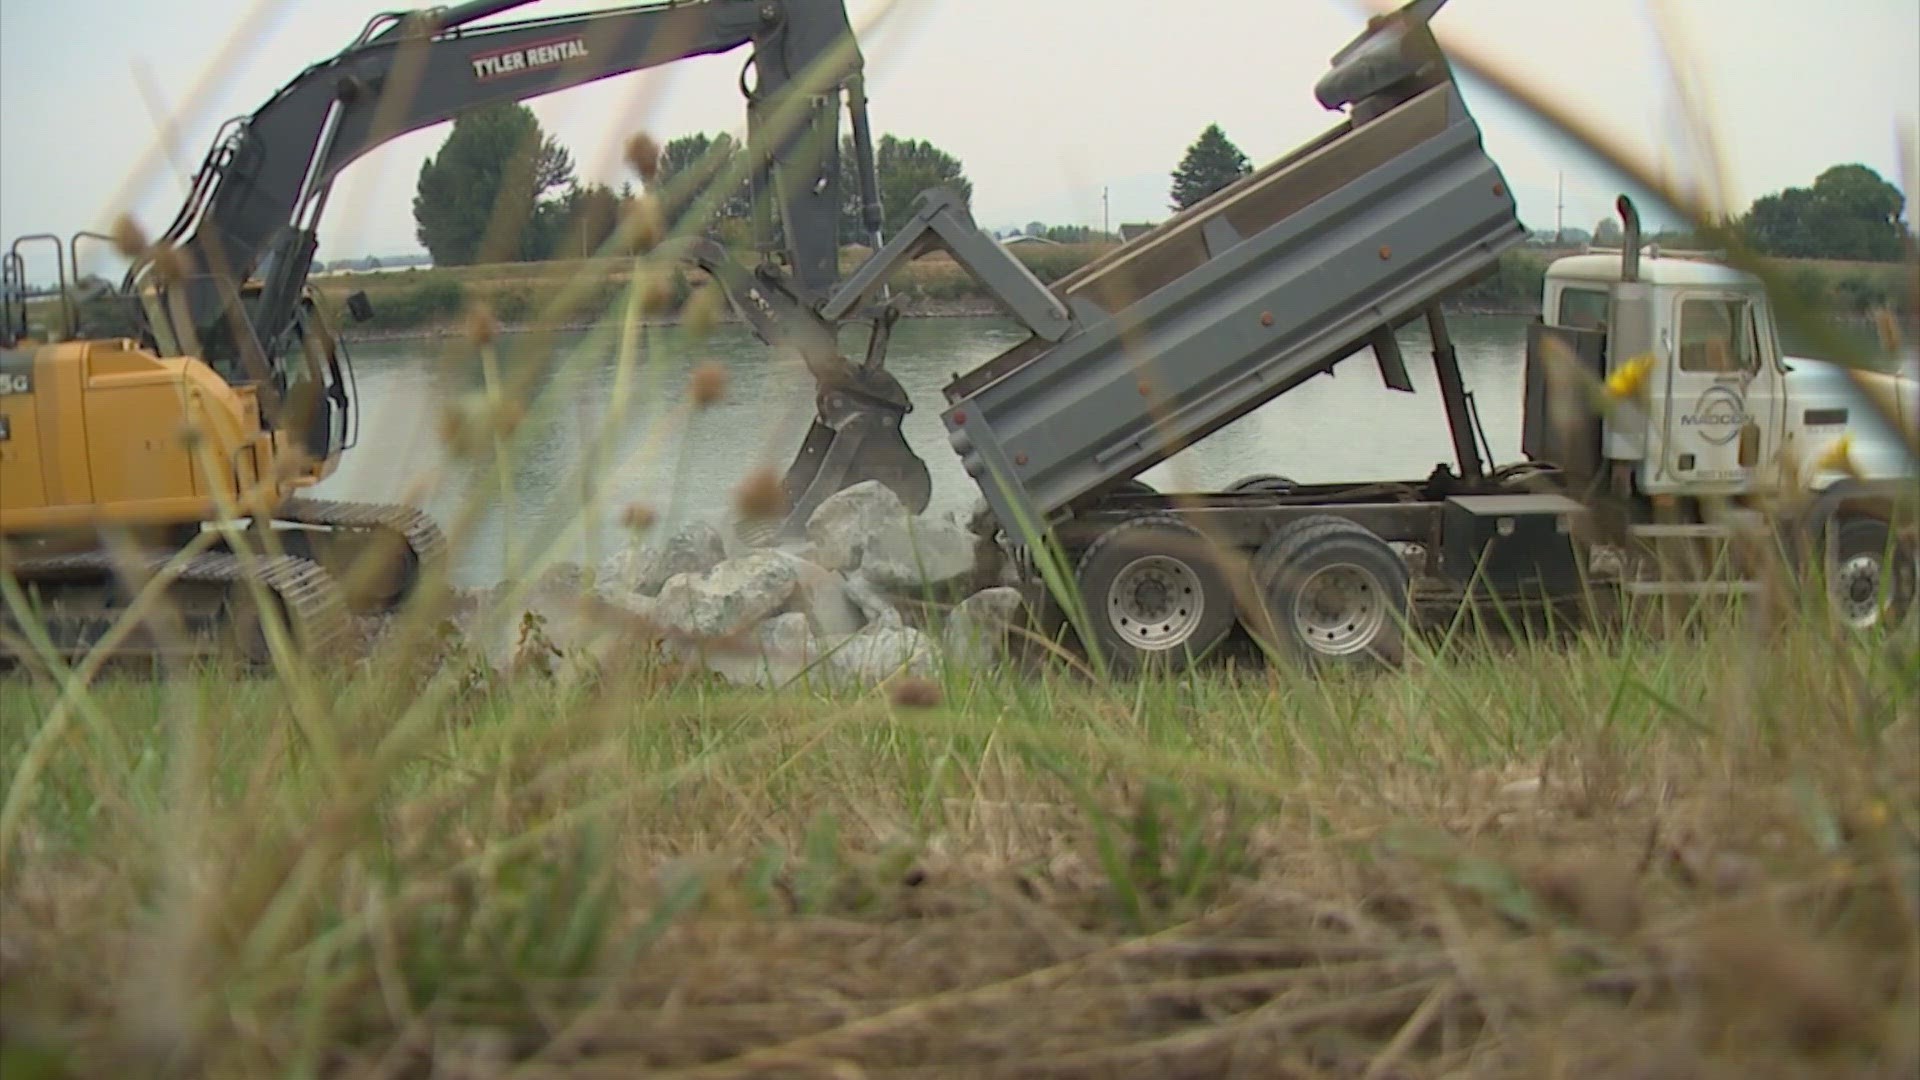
left=683, top=282, right=724, bottom=340
left=110, top=214, right=148, bottom=259
left=889, top=677, right=943, bottom=710
left=437, top=397, right=489, bottom=456
left=636, top=266, right=674, bottom=311
left=148, top=242, right=189, bottom=285
left=621, top=503, right=658, bottom=534
left=689, top=360, right=729, bottom=408
left=625, top=133, right=662, bottom=183
left=630, top=195, right=666, bottom=253
left=463, top=301, right=500, bottom=348
left=733, top=465, right=787, bottom=520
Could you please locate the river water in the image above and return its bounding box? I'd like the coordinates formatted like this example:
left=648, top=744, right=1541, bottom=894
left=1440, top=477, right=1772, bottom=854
left=305, top=312, right=1865, bottom=589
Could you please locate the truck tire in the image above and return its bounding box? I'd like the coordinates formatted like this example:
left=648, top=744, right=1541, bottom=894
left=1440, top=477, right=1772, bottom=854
left=1228, top=473, right=1299, bottom=494
left=1248, top=515, right=1411, bottom=667
left=1072, top=513, right=1238, bottom=675
left=1823, top=514, right=1916, bottom=631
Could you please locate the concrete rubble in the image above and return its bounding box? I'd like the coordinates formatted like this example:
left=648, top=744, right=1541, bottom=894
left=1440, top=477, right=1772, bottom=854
left=420, top=481, right=1035, bottom=688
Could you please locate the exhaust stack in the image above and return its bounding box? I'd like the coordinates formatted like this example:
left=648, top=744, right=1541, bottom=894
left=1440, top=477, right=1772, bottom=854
left=1616, top=194, right=1641, bottom=283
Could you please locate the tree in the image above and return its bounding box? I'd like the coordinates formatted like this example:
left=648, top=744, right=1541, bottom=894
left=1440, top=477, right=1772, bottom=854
left=837, top=133, right=973, bottom=242
left=1740, top=164, right=1908, bottom=261
left=549, top=182, right=624, bottom=259
left=652, top=132, right=753, bottom=231
left=1170, top=124, right=1252, bottom=212
left=413, top=102, right=575, bottom=266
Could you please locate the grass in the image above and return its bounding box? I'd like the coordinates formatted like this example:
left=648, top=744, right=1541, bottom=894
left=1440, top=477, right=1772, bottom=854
left=2, top=558, right=1918, bottom=1077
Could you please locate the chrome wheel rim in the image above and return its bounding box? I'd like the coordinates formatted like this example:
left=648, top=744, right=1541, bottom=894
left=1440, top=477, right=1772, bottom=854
left=1107, top=555, right=1205, bottom=651
left=1290, top=562, right=1386, bottom=655
left=1833, top=552, right=1887, bottom=628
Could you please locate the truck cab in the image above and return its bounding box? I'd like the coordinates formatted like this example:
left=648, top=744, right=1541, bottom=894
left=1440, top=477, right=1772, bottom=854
left=1520, top=203, right=1916, bottom=631
left=1531, top=246, right=1916, bottom=506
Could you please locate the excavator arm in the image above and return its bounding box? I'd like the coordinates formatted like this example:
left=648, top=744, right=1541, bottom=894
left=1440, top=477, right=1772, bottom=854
left=110, top=0, right=927, bottom=527
left=132, top=0, right=870, bottom=363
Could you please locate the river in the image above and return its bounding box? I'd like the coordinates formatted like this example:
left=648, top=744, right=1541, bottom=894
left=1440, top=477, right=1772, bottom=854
left=305, top=313, right=1864, bottom=589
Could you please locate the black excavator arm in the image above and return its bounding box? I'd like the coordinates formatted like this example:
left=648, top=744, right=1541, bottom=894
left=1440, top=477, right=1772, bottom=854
left=119, top=0, right=927, bottom=524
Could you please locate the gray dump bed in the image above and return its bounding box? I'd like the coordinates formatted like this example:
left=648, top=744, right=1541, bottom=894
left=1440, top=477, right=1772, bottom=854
left=937, top=1, right=1526, bottom=534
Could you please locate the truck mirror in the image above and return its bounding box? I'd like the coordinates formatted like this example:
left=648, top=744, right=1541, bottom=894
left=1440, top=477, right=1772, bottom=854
left=346, top=290, right=375, bottom=323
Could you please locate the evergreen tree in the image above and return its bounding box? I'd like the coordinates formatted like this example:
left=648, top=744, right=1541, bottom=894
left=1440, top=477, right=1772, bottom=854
left=1169, top=124, right=1252, bottom=211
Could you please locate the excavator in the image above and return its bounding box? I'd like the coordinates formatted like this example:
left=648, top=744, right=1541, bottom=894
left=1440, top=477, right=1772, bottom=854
left=0, top=0, right=939, bottom=663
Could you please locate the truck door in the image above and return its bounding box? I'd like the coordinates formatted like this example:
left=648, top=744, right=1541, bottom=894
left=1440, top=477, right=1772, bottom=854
left=1654, top=289, right=1778, bottom=494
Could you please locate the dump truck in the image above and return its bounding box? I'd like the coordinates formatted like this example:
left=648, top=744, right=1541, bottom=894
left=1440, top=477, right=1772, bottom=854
left=830, top=0, right=1919, bottom=672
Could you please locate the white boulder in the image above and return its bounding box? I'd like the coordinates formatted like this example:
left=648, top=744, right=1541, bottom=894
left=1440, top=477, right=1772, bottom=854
left=700, top=611, right=824, bottom=688
left=601, top=521, right=728, bottom=596
left=828, top=625, right=936, bottom=682
left=941, top=586, right=1027, bottom=667
left=805, top=480, right=910, bottom=572
left=861, top=516, right=978, bottom=592
left=766, top=550, right=866, bottom=637
left=652, top=551, right=800, bottom=641
left=842, top=571, right=903, bottom=629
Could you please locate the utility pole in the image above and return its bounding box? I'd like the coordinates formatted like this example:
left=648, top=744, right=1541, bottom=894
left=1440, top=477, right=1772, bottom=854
left=1555, top=171, right=1564, bottom=245
left=1102, top=186, right=1110, bottom=240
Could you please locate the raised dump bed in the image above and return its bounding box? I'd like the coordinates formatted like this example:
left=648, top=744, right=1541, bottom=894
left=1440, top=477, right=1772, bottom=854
left=939, top=1, right=1526, bottom=535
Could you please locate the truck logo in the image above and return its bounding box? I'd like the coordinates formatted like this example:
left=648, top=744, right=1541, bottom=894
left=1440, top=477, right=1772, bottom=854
left=0, top=372, right=29, bottom=396
left=1680, top=385, right=1747, bottom=445
left=470, top=36, right=589, bottom=82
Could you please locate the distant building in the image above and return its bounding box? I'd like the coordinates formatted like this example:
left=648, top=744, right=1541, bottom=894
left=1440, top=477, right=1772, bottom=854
left=1118, top=223, right=1156, bottom=242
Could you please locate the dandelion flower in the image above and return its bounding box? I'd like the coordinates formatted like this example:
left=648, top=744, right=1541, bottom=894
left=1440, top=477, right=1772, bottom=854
left=1813, top=433, right=1859, bottom=477
left=1605, top=354, right=1654, bottom=401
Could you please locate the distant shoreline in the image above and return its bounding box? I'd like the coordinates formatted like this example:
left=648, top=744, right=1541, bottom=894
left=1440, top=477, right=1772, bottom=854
left=337, top=297, right=1544, bottom=344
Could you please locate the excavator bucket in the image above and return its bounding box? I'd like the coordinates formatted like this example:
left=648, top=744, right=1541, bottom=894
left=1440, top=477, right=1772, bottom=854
left=778, top=406, right=931, bottom=525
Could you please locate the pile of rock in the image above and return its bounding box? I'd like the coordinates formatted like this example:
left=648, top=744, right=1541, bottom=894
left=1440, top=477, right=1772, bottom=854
left=501, top=480, right=1032, bottom=687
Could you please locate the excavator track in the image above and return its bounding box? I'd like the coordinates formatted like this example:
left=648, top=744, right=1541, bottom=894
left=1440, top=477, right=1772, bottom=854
left=1, top=549, right=355, bottom=669
left=270, top=497, right=448, bottom=614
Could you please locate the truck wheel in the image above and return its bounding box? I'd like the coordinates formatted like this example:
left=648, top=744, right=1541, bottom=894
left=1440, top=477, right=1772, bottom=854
left=1824, top=515, right=1916, bottom=630
left=1073, top=514, right=1238, bottom=675
left=1249, top=515, right=1410, bottom=667
left=1228, top=473, right=1298, bottom=494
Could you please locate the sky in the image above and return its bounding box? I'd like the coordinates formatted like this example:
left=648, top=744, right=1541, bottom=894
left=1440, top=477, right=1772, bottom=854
left=1, top=0, right=1915, bottom=282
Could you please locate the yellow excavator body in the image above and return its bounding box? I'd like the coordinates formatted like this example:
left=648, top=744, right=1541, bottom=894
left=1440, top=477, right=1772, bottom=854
left=0, top=318, right=444, bottom=668
left=0, top=337, right=328, bottom=533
